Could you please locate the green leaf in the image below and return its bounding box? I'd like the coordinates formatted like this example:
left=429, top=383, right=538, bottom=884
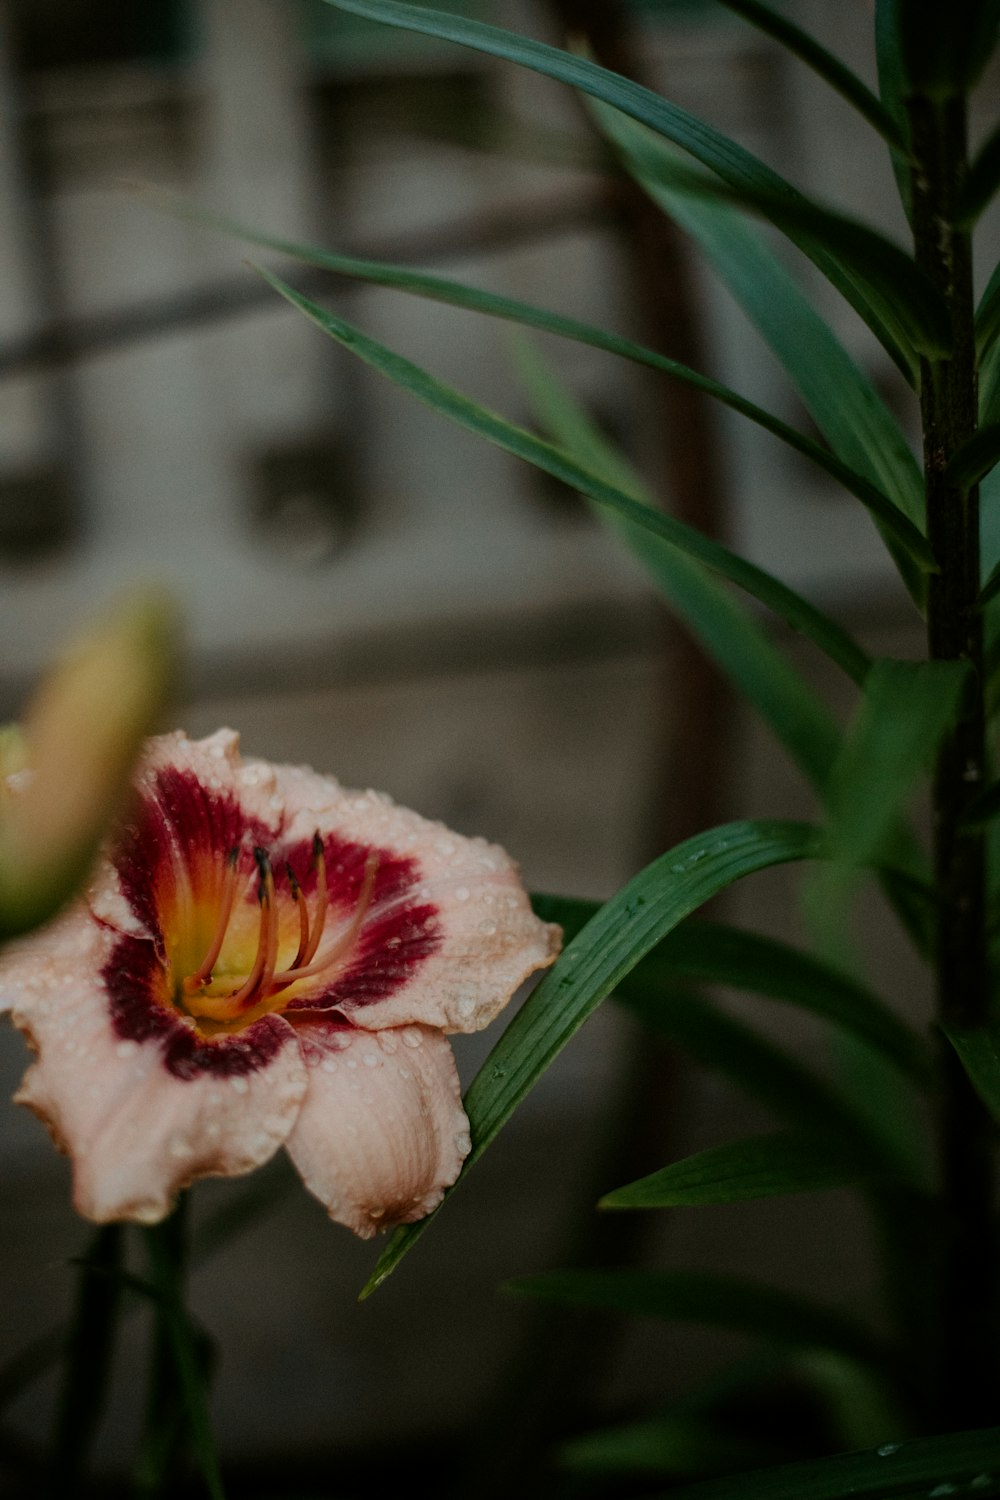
left=893, top=0, right=1000, bottom=95
left=323, top=0, right=949, bottom=369
left=260, top=268, right=873, bottom=697
left=874, top=0, right=914, bottom=221
left=618, top=986, right=905, bottom=1168
left=716, top=1, right=906, bottom=151
left=599, top=1128, right=877, bottom=1209
left=664, top=1425, right=1000, bottom=1500
left=147, top=194, right=932, bottom=573
left=978, top=258, right=1000, bottom=367
left=507, top=1268, right=888, bottom=1367
left=597, top=144, right=947, bottom=370
left=962, top=778, right=1000, bottom=828
left=361, top=819, right=820, bottom=1295
left=632, top=920, right=930, bottom=1081
left=960, top=119, right=1000, bottom=223
left=944, top=1024, right=1000, bottom=1124
left=823, top=659, right=965, bottom=864
left=558, top=1410, right=788, bottom=1478
left=947, top=421, right=1000, bottom=488
left=595, top=106, right=927, bottom=535
left=806, top=658, right=966, bottom=955
left=511, top=334, right=851, bottom=790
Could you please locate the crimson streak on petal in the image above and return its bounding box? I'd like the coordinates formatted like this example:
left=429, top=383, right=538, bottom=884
left=102, top=934, right=292, bottom=1079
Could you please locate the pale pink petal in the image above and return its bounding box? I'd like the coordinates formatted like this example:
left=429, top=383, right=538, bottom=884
left=285, top=1020, right=470, bottom=1239
left=1, top=907, right=308, bottom=1223
left=268, top=763, right=561, bottom=1033
left=87, top=728, right=282, bottom=936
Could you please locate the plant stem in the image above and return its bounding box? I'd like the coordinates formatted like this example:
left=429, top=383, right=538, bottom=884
left=141, top=1198, right=226, bottom=1500
left=47, top=1223, right=124, bottom=1497
left=907, top=90, right=998, bottom=1428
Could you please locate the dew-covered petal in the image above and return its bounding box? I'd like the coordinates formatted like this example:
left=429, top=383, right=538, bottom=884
left=285, top=1019, right=469, bottom=1239
left=270, top=765, right=560, bottom=1033
left=92, top=729, right=282, bottom=951
left=1, top=906, right=308, bottom=1223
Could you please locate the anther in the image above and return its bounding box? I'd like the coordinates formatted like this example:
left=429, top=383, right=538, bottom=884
left=284, top=861, right=310, bottom=971
left=269, top=850, right=378, bottom=990
left=300, top=832, right=329, bottom=968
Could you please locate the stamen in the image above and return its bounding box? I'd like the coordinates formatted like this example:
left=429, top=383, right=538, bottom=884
left=284, top=861, right=310, bottom=971
left=300, top=832, right=328, bottom=967
left=270, top=850, right=378, bottom=990
left=185, top=849, right=276, bottom=1022
left=229, top=848, right=279, bottom=1011
left=182, top=847, right=240, bottom=994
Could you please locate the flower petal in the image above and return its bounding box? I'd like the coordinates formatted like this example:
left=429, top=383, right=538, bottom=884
left=1, top=907, right=308, bottom=1223
left=285, top=1019, right=470, bottom=1239
left=269, top=764, right=561, bottom=1033
left=93, top=729, right=282, bottom=951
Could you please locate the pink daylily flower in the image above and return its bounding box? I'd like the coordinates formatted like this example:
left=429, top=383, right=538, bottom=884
left=0, top=730, right=560, bottom=1237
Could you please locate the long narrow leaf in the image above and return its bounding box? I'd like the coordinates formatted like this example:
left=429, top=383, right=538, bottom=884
left=531, top=895, right=928, bottom=1082
left=716, top=0, right=905, bottom=150
left=874, top=0, right=914, bottom=221
left=149, top=195, right=932, bottom=574
left=664, top=1425, right=1000, bottom=1500
left=361, top=820, right=820, bottom=1294
left=944, top=1025, right=1000, bottom=1125
left=260, top=268, right=873, bottom=692
left=618, top=985, right=909, bottom=1170
left=513, top=334, right=851, bottom=790
left=961, top=119, right=1000, bottom=223
left=324, top=0, right=948, bottom=369
left=806, top=659, right=966, bottom=954
left=559, top=1410, right=790, bottom=1479
left=516, top=353, right=931, bottom=951
left=635, top=920, right=929, bottom=1080
left=978, top=258, right=1000, bottom=364
left=947, top=421, right=1000, bottom=488
left=508, top=1268, right=889, bottom=1367
left=595, top=106, right=927, bottom=536
left=597, top=144, right=946, bottom=369
left=599, top=1129, right=877, bottom=1209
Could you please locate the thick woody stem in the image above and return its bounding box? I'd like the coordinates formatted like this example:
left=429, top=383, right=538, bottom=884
left=907, top=90, right=998, bottom=1428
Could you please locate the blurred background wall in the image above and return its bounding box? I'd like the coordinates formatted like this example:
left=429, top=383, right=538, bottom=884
left=0, top=2, right=995, bottom=1494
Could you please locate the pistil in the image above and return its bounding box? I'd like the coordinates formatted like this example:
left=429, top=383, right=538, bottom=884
left=182, top=846, right=240, bottom=994
left=178, top=838, right=378, bottom=1030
